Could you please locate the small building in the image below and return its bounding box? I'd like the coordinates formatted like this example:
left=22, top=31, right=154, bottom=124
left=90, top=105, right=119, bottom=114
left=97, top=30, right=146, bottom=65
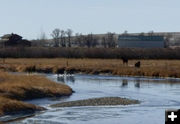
left=118, top=35, right=165, bottom=48
left=0, top=33, right=31, bottom=47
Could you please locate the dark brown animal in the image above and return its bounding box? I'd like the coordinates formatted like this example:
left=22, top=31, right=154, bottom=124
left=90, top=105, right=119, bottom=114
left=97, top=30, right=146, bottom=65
left=135, top=61, right=141, bottom=68
left=57, top=68, right=65, bottom=75
left=121, top=57, right=128, bottom=65
left=26, top=65, right=36, bottom=74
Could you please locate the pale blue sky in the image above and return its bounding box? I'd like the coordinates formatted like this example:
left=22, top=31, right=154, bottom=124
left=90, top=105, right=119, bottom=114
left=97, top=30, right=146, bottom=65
left=0, top=0, right=179, bottom=39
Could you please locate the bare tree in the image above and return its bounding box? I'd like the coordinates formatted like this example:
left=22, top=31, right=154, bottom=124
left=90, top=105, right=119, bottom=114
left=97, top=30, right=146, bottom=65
left=91, top=35, right=99, bottom=47
left=75, top=33, right=85, bottom=47
left=74, top=33, right=80, bottom=46
left=106, top=32, right=116, bottom=48
left=84, top=33, right=93, bottom=48
left=40, top=31, right=47, bottom=40
left=66, top=29, right=73, bottom=47
left=83, top=33, right=99, bottom=48
left=101, top=36, right=107, bottom=48
left=32, top=31, right=47, bottom=47
left=38, top=31, right=47, bottom=47
left=51, top=28, right=60, bottom=47
left=60, top=30, right=66, bottom=47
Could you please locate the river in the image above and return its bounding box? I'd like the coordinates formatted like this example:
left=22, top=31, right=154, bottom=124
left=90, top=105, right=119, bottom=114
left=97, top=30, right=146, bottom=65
left=9, top=74, right=180, bottom=124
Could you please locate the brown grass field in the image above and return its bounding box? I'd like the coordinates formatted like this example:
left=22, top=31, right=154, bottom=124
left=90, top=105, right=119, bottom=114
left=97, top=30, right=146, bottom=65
left=1, top=58, right=180, bottom=78
left=0, top=71, right=73, bottom=117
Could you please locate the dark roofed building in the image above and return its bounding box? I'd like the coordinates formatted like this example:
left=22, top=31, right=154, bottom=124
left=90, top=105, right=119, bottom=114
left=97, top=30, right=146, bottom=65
left=0, top=33, right=31, bottom=47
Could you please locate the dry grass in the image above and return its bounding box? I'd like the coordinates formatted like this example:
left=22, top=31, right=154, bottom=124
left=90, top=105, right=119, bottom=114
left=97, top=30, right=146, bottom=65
left=0, top=72, right=73, bottom=100
left=0, top=71, right=73, bottom=116
left=0, top=58, right=180, bottom=78
left=0, top=96, right=44, bottom=116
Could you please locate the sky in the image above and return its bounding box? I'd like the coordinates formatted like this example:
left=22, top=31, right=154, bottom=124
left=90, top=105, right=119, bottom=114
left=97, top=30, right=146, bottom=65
left=0, top=0, right=180, bottom=40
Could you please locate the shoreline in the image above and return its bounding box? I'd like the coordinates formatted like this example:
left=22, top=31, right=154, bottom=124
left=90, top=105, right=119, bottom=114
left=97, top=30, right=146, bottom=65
left=2, top=65, right=180, bottom=79
left=77, top=72, right=180, bottom=81
left=0, top=72, right=73, bottom=122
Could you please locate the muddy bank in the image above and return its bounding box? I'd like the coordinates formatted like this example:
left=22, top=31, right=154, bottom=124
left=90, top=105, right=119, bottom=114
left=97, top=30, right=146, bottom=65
left=51, top=97, right=140, bottom=108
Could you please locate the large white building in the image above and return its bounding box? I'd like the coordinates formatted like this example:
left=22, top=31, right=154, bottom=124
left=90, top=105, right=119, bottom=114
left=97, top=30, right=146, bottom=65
left=118, top=35, right=165, bottom=48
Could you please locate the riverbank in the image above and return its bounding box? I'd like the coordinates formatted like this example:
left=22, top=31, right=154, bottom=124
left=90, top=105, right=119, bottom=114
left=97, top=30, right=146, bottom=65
left=0, top=72, right=73, bottom=118
left=1, top=58, right=180, bottom=78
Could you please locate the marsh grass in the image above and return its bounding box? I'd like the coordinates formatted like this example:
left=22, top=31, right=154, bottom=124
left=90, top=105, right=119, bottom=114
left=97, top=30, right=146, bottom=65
left=1, top=58, right=180, bottom=78
left=0, top=71, right=73, bottom=116
left=0, top=96, right=44, bottom=116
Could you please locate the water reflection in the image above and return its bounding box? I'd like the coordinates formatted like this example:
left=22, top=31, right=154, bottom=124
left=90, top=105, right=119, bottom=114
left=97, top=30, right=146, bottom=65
left=57, top=75, right=75, bottom=83
left=57, top=76, right=65, bottom=82
left=121, top=79, right=128, bottom=87
left=134, top=80, right=140, bottom=88
left=121, top=79, right=140, bottom=88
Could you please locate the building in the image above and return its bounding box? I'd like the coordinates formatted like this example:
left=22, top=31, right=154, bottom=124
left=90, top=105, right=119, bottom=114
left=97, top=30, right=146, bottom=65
left=0, top=33, right=31, bottom=47
left=118, top=35, right=165, bottom=48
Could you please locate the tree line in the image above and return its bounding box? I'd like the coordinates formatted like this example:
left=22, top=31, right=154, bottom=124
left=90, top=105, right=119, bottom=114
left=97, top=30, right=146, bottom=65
left=32, top=28, right=118, bottom=48
left=0, top=47, right=180, bottom=59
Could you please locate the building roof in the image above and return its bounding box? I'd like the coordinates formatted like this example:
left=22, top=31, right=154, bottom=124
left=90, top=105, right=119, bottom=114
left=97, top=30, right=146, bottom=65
left=1, top=34, right=12, bottom=39
left=1, top=33, right=22, bottom=40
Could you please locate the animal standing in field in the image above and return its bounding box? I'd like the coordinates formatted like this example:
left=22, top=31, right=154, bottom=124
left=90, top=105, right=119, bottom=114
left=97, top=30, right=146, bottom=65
left=26, top=65, right=36, bottom=74
left=121, top=57, right=128, bottom=65
left=135, top=61, right=141, bottom=68
left=56, top=68, right=65, bottom=77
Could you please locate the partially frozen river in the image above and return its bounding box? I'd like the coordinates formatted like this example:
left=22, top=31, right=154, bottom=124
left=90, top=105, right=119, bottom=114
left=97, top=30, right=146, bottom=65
left=10, top=74, right=180, bottom=124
